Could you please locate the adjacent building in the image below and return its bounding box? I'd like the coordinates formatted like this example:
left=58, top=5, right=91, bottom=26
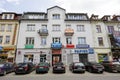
left=0, top=12, right=21, bottom=62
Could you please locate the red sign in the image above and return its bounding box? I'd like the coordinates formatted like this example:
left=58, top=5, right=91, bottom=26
left=66, top=44, right=75, bottom=48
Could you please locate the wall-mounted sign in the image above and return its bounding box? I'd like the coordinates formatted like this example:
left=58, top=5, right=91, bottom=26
left=76, top=44, right=90, bottom=48
left=71, top=48, right=94, bottom=54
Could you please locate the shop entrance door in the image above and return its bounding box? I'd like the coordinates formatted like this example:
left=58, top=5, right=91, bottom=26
left=52, top=54, right=61, bottom=65
left=79, top=54, right=88, bottom=65
left=40, top=55, right=46, bottom=62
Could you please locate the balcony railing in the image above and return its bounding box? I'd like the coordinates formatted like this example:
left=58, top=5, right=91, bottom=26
left=38, top=29, right=48, bottom=36
left=64, top=28, right=74, bottom=36
left=76, top=44, right=90, bottom=48
left=25, top=44, right=34, bottom=49
left=51, top=42, right=62, bottom=49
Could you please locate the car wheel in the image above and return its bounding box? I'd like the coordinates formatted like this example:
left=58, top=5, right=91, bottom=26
left=88, top=68, right=92, bottom=73
left=3, top=71, right=6, bottom=76
left=72, top=69, right=74, bottom=73
left=82, top=71, right=85, bottom=73
left=99, top=71, right=103, bottom=74
left=36, top=71, right=39, bottom=74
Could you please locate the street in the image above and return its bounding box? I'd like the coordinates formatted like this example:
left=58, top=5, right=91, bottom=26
left=0, top=67, right=120, bottom=80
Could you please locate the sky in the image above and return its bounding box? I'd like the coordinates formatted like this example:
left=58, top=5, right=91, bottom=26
left=0, top=0, right=120, bottom=17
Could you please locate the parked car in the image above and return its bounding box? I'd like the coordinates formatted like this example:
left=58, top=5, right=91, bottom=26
left=0, top=62, right=14, bottom=76
left=69, top=62, right=85, bottom=73
left=36, top=62, right=49, bottom=73
left=14, top=62, right=35, bottom=74
left=52, top=62, right=66, bottom=73
left=85, top=62, right=104, bottom=73
left=101, top=61, right=120, bottom=72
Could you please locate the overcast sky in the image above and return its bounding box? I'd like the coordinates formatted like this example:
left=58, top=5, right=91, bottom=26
left=0, top=0, right=120, bottom=17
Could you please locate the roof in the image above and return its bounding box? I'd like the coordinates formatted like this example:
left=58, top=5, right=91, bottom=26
left=47, top=6, right=65, bottom=11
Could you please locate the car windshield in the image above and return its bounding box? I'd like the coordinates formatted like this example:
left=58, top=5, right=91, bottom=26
left=17, top=63, right=27, bottom=66
left=39, top=63, right=47, bottom=66
left=75, top=63, right=84, bottom=66
left=54, top=62, right=63, bottom=65
left=0, top=64, right=4, bottom=67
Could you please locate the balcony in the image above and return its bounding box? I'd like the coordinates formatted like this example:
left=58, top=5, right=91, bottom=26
left=66, top=44, right=75, bottom=48
left=64, top=28, right=74, bottom=36
left=76, top=44, right=90, bottom=48
left=51, top=42, right=62, bottom=49
left=38, top=29, right=48, bottom=36
left=25, top=44, right=34, bottom=49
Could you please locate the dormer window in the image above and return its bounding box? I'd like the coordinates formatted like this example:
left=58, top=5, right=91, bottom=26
left=2, top=14, right=14, bottom=19
left=117, top=17, right=120, bottom=21
left=52, top=14, right=60, bottom=19
left=4, top=14, right=7, bottom=19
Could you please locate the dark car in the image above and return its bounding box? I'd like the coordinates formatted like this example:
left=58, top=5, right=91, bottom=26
left=52, top=62, right=66, bottom=73
left=36, top=62, right=49, bottom=73
left=101, top=61, right=120, bottom=72
left=85, top=62, right=104, bottom=73
left=14, top=62, right=35, bottom=74
left=69, top=62, right=85, bottom=73
left=0, top=62, right=14, bottom=76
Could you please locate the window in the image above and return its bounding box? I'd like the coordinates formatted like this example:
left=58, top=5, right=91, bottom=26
left=66, top=25, right=71, bottom=28
left=78, top=37, right=86, bottom=44
left=52, top=37, right=60, bottom=43
left=77, top=25, right=85, bottom=32
left=52, top=25, right=60, bottom=31
left=27, top=24, right=35, bottom=31
left=67, top=15, right=87, bottom=20
left=4, top=14, right=7, bottom=19
left=107, top=26, right=114, bottom=33
left=66, top=37, right=72, bottom=44
left=96, top=25, right=102, bottom=33
left=7, top=24, right=12, bottom=32
left=26, top=37, right=34, bottom=45
left=0, top=24, right=5, bottom=32
left=41, top=25, right=47, bottom=29
left=5, top=36, right=10, bottom=44
left=53, top=14, right=60, bottom=19
left=0, top=36, right=3, bottom=44
left=9, top=14, right=13, bottom=19
left=98, top=37, right=104, bottom=46
left=41, top=37, right=46, bottom=45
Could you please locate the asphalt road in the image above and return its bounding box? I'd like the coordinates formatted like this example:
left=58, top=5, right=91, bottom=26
left=0, top=67, right=120, bottom=80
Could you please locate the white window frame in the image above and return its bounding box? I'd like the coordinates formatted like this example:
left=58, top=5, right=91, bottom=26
left=78, top=37, right=86, bottom=44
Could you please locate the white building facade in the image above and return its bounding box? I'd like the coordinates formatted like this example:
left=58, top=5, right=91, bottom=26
left=16, top=6, right=110, bottom=65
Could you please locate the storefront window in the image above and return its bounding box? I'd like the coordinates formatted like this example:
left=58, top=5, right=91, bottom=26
left=98, top=54, right=108, bottom=63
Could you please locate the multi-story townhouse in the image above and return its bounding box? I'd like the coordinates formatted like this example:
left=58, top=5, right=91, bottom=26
left=102, top=15, right=120, bottom=61
left=90, top=14, right=112, bottom=63
left=0, top=12, right=21, bottom=62
left=16, top=6, right=94, bottom=65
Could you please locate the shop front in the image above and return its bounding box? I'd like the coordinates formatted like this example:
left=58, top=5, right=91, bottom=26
left=0, top=46, right=16, bottom=62
left=70, top=48, right=94, bottom=65
left=51, top=42, right=62, bottom=65
left=16, top=49, right=50, bottom=64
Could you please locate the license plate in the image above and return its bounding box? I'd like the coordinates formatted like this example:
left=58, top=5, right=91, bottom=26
left=39, top=67, right=43, bottom=69
left=57, top=67, right=61, bottom=68
left=98, top=69, right=102, bottom=71
left=19, top=68, right=23, bottom=70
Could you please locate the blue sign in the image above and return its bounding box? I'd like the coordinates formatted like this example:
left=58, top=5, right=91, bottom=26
left=71, top=48, right=94, bottom=54
left=88, top=48, right=94, bottom=54
left=0, top=46, right=3, bottom=51
left=76, top=44, right=90, bottom=48
left=51, top=42, right=62, bottom=49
